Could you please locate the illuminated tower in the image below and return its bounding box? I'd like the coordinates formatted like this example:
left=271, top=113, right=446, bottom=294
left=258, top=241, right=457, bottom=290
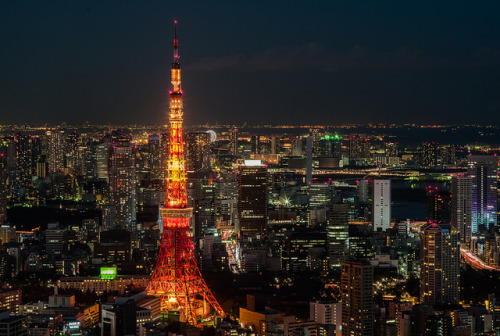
left=146, top=21, right=225, bottom=325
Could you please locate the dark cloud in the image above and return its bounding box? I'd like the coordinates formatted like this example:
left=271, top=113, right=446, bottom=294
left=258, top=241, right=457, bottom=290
left=188, top=44, right=500, bottom=73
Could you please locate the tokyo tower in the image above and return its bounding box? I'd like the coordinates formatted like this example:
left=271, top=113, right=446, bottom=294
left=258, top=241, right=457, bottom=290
left=146, top=21, right=225, bottom=325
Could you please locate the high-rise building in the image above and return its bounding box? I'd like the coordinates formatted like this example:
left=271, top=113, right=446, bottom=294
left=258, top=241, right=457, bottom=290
left=421, top=142, right=438, bottom=166
left=451, top=174, right=472, bottom=245
left=46, top=130, right=64, bottom=173
left=468, top=155, right=498, bottom=233
left=14, top=133, right=33, bottom=199
left=318, top=133, right=342, bottom=158
left=96, top=141, right=110, bottom=181
left=270, top=135, right=279, bottom=155
left=188, top=171, right=216, bottom=245
left=426, top=187, right=451, bottom=224
left=229, top=128, right=238, bottom=156
left=328, top=203, right=349, bottom=269
left=185, top=132, right=211, bottom=172
left=306, top=136, right=313, bottom=183
left=0, top=148, right=7, bottom=225
left=148, top=134, right=162, bottom=180
left=420, top=223, right=460, bottom=306
left=109, top=143, right=137, bottom=231
left=238, top=160, right=268, bottom=236
left=440, top=145, right=455, bottom=165
left=341, top=260, right=373, bottom=336
left=310, top=300, right=341, bottom=335
left=373, top=179, right=391, bottom=231
left=45, top=223, right=64, bottom=256
left=251, top=135, right=260, bottom=154
left=309, top=183, right=333, bottom=208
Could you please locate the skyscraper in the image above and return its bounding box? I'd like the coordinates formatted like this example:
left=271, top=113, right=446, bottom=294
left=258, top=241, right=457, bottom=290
left=46, top=130, right=64, bottom=173
left=148, top=134, right=162, bottom=180
left=238, top=160, right=268, bottom=236
left=420, top=223, right=460, bottom=306
left=328, top=203, right=349, bottom=269
left=185, top=132, right=211, bottom=172
left=341, top=260, right=373, bottom=336
left=426, top=187, right=451, bottom=224
left=468, top=155, right=498, bottom=233
left=229, top=128, right=238, bottom=156
left=451, top=174, right=472, bottom=246
left=373, top=179, right=391, bottom=231
left=109, top=143, right=137, bottom=231
left=0, top=147, right=6, bottom=225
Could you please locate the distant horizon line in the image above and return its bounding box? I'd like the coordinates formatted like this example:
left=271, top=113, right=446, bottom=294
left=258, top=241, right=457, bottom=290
left=0, top=123, right=498, bottom=129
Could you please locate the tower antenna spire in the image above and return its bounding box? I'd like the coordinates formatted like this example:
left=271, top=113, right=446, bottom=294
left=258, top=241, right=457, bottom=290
left=173, top=20, right=179, bottom=60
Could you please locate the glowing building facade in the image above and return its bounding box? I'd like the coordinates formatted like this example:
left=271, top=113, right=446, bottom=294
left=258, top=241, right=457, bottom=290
left=146, top=22, right=224, bottom=325
left=468, top=155, right=498, bottom=233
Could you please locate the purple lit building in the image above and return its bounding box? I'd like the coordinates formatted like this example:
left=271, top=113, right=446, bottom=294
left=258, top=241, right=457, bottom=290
left=467, top=155, right=498, bottom=233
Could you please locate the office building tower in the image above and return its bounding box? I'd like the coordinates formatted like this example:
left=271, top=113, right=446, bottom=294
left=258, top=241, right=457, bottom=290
left=0, top=225, right=15, bottom=246
left=101, top=299, right=137, bottom=336
left=46, top=130, right=64, bottom=173
left=349, top=135, right=370, bottom=159
left=440, top=146, right=455, bottom=165
left=373, top=179, right=391, bottom=231
left=188, top=171, right=216, bottom=245
left=420, top=223, right=460, bottom=306
left=229, top=128, right=238, bottom=156
left=468, top=155, right=498, bottom=233
left=238, top=160, right=268, bottom=236
left=384, top=142, right=398, bottom=157
left=0, top=289, right=22, bottom=314
left=306, top=136, right=313, bottom=183
left=270, top=135, right=278, bottom=155
left=421, top=142, right=438, bottom=166
left=96, top=142, right=110, bottom=181
left=328, top=203, right=349, bottom=269
left=45, top=223, right=64, bottom=256
left=159, top=132, right=169, bottom=183
left=451, top=174, right=472, bottom=245
left=14, top=133, right=33, bottom=198
left=309, top=183, right=333, bottom=208
left=0, top=149, right=6, bottom=225
left=357, top=179, right=370, bottom=204
left=148, top=134, right=162, bottom=180
left=310, top=300, right=342, bottom=329
left=109, top=143, right=137, bottom=231
left=341, top=260, right=373, bottom=336
left=251, top=135, right=260, bottom=154
left=319, top=133, right=342, bottom=158
left=185, top=132, right=211, bottom=172
left=426, top=187, right=451, bottom=224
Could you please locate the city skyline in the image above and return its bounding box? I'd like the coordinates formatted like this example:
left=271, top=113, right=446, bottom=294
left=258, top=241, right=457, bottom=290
left=2, top=1, right=500, bottom=125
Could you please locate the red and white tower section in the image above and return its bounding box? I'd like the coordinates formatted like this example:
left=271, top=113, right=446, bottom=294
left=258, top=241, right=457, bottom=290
left=146, top=21, right=225, bottom=325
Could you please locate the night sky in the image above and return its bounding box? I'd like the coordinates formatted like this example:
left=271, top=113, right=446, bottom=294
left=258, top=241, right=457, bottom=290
left=1, top=1, right=500, bottom=125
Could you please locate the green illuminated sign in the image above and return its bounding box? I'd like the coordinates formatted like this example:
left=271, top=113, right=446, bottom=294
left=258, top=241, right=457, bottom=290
left=100, top=267, right=117, bottom=280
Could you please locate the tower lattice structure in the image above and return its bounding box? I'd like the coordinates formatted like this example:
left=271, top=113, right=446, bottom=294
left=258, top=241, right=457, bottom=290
left=146, top=21, right=225, bottom=325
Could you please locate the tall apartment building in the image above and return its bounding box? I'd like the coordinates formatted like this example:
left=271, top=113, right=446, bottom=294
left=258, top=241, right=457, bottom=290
left=238, top=160, right=268, bottom=236
left=373, top=179, right=391, bottom=231
left=109, top=144, right=137, bottom=231
left=468, top=155, right=498, bottom=233
left=420, top=223, right=460, bottom=306
left=327, top=203, right=349, bottom=269
left=341, top=260, right=373, bottom=336
left=451, top=174, right=472, bottom=246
